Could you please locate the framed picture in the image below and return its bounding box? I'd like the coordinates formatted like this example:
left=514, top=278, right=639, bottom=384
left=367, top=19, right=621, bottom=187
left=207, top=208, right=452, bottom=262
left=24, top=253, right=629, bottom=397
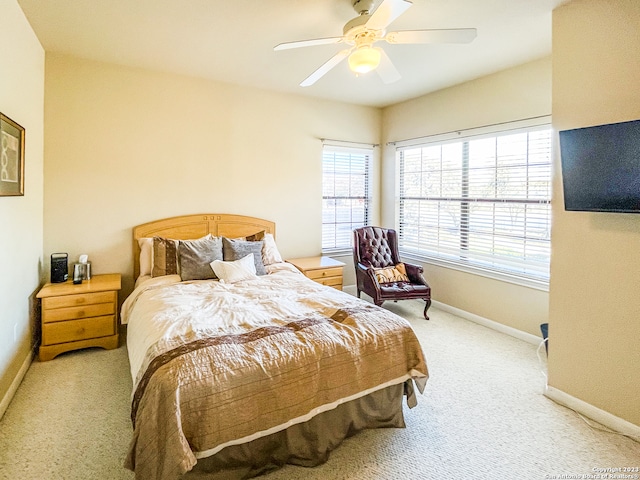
left=0, top=113, right=25, bottom=196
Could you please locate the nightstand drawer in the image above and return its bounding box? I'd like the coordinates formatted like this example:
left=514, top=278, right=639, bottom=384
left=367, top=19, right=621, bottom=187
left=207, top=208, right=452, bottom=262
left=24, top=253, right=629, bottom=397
left=316, top=276, right=342, bottom=288
left=42, top=302, right=115, bottom=323
left=42, top=291, right=116, bottom=310
left=42, top=315, right=116, bottom=346
left=305, top=267, right=343, bottom=280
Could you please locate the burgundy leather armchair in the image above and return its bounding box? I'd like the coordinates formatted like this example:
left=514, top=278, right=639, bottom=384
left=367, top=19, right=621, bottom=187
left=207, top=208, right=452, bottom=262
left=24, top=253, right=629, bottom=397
left=353, top=226, right=431, bottom=319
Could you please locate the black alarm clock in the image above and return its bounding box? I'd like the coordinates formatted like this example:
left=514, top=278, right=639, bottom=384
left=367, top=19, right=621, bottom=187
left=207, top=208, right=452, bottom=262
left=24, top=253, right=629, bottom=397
left=51, top=253, right=69, bottom=283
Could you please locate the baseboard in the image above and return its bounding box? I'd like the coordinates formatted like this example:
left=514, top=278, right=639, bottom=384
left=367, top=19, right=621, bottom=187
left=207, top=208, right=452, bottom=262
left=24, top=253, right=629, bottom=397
left=545, top=385, right=640, bottom=440
left=0, top=347, right=35, bottom=420
left=431, top=300, right=541, bottom=345
left=342, top=285, right=541, bottom=345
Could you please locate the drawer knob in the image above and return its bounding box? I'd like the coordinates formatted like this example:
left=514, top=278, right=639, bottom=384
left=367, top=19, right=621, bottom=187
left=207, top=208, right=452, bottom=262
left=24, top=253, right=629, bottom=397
left=75, top=298, right=86, bottom=304
left=77, top=310, right=85, bottom=317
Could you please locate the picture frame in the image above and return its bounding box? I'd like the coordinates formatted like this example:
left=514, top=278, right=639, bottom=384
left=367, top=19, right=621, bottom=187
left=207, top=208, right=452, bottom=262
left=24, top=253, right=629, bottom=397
left=0, top=113, right=25, bottom=196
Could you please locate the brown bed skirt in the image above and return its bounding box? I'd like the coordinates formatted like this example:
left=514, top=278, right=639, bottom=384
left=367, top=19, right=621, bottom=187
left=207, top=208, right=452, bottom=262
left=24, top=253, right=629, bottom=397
left=181, top=383, right=406, bottom=479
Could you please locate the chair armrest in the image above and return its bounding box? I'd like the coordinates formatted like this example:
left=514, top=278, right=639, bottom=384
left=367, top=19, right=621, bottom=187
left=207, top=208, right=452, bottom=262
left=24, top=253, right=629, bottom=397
left=357, top=262, right=378, bottom=282
left=355, top=262, right=370, bottom=273
left=403, top=261, right=423, bottom=274
left=403, top=262, right=428, bottom=286
left=356, top=262, right=382, bottom=292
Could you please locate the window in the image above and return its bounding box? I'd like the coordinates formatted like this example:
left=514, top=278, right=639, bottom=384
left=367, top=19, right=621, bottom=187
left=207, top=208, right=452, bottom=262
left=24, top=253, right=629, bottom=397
left=398, top=124, right=552, bottom=284
left=322, top=145, right=371, bottom=251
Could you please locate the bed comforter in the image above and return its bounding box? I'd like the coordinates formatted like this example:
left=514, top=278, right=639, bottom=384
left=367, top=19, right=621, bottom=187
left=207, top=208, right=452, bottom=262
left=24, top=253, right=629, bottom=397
left=122, top=264, right=428, bottom=480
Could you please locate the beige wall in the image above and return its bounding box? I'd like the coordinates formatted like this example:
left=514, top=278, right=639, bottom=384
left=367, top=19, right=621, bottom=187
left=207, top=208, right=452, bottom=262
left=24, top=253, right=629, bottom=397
left=0, top=0, right=44, bottom=410
left=380, top=58, right=552, bottom=336
left=549, top=0, right=640, bottom=427
left=43, top=54, right=381, bottom=298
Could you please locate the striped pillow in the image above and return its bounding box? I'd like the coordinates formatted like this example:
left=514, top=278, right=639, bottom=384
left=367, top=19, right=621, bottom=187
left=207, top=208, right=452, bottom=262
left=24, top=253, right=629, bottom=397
left=151, top=237, right=179, bottom=277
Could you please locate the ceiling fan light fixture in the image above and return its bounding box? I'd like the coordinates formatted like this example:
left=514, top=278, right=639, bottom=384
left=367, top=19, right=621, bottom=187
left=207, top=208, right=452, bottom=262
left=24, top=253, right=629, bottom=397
left=348, top=46, right=381, bottom=74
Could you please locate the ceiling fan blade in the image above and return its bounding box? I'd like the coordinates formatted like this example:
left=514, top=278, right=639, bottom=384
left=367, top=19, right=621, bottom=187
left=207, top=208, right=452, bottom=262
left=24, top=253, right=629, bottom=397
left=300, top=49, right=351, bottom=87
left=385, top=28, right=477, bottom=44
left=274, top=37, right=343, bottom=51
left=365, top=0, right=413, bottom=31
left=376, top=48, right=401, bottom=84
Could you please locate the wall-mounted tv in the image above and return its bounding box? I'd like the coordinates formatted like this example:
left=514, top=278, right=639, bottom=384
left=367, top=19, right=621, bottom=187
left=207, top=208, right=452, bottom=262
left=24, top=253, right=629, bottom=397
left=559, top=119, right=640, bottom=213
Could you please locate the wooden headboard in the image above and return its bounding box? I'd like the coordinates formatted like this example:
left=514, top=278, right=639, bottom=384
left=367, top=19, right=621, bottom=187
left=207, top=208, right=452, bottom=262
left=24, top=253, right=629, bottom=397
left=132, top=214, right=276, bottom=279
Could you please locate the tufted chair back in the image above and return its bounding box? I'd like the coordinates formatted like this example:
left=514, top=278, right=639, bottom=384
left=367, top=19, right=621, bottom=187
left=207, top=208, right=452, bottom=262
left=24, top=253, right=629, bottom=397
left=353, top=226, right=401, bottom=269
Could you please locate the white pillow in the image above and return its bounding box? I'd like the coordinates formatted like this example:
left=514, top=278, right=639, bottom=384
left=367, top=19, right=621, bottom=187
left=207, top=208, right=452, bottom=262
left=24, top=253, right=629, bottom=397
left=138, top=237, right=153, bottom=277
left=210, top=253, right=257, bottom=284
left=261, top=233, right=283, bottom=265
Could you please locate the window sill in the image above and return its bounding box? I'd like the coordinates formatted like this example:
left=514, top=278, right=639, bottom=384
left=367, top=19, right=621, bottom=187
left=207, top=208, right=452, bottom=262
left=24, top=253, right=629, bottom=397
left=400, top=251, right=550, bottom=292
left=321, top=248, right=352, bottom=257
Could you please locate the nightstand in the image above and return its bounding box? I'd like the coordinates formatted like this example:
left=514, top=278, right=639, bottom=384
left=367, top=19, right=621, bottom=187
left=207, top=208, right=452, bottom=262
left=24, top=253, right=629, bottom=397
left=36, top=273, right=121, bottom=361
left=287, top=256, right=345, bottom=290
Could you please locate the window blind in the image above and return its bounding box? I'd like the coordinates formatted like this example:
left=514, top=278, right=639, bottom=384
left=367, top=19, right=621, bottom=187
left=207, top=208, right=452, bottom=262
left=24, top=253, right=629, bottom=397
left=322, top=145, right=371, bottom=251
left=398, top=126, right=552, bottom=282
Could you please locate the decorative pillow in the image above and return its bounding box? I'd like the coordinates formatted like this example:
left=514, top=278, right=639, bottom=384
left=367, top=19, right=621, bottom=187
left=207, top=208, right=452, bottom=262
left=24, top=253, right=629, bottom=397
left=374, top=263, right=410, bottom=284
left=222, top=237, right=266, bottom=275
left=245, top=231, right=265, bottom=242
left=261, top=233, right=283, bottom=265
left=138, top=237, right=153, bottom=277
left=151, top=237, right=179, bottom=277
left=210, top=253, right=257, bottom=284
left=178, top=235, right=223, bottom=281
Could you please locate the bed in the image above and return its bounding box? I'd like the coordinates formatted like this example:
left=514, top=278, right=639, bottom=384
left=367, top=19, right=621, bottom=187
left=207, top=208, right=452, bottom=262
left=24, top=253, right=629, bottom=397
left=122, top=214, right=429, bottom=480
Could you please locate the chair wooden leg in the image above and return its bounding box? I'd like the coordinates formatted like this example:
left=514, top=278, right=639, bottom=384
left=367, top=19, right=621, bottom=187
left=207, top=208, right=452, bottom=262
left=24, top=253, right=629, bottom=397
left=423, top=299, right=431, bottom=320
left=356, top=289, right=361, bottom=298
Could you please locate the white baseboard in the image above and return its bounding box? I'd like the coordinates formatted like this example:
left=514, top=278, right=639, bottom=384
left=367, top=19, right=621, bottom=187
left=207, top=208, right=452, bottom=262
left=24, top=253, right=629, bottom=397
left=0, top=348, right=35, bottom=420
left=432, top=299, right=640, bottom=440
left=342, top=285, right=541, bottom=345
left=431, top=300, right=541, bottom=345
left=545, top=385, right=640, bottom=440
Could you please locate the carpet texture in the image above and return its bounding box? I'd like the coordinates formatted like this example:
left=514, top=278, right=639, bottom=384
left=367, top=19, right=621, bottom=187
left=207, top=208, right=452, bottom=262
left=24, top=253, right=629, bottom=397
left=0, top=300, right=638, bottom=479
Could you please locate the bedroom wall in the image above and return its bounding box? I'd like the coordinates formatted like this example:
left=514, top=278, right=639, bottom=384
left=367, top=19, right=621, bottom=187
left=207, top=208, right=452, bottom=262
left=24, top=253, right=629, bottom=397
left=0, top=0, right=44, bottom=415
left=380, top=57, right=552, bottom=337
left=43, top=53, right=381, bottom=298
left=548, top=0, right=640, bottom=427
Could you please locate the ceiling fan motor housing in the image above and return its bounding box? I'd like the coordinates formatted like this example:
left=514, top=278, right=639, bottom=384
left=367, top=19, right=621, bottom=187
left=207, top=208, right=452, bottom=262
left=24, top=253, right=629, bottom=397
left=345, top=0, right=387, bottom=43
left=352, top=0, right=376, bottom=15
left=343, top=13, right=371, bottom=36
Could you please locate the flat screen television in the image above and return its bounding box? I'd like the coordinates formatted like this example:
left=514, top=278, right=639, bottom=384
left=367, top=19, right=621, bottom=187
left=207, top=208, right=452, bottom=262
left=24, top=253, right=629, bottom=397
left=559, top=119, right=640, bottom=213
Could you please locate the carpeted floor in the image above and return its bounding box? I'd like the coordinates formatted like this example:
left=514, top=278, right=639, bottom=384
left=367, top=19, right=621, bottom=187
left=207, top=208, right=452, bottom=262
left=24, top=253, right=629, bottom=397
left=0, top=299, right=638, bottom=480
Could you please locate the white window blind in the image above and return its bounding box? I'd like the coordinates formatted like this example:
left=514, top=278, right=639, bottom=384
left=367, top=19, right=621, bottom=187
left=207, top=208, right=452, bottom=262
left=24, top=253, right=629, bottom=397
left=398, top=126, right=552, bottom=282
left=322, top=145, right=371, bottom=251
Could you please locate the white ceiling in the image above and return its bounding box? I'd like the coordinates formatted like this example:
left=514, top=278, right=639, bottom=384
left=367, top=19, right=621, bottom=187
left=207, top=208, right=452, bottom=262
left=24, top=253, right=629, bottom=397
left=17, top=0, right=565, bottom=108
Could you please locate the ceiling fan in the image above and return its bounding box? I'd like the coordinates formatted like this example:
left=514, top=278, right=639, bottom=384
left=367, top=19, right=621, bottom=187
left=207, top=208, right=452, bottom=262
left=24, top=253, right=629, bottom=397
left=274, top=0, right=477, bottom=87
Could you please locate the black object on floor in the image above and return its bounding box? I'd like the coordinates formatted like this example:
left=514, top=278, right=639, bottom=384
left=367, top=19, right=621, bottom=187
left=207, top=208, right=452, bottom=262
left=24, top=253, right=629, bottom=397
left=540, top=323, right=549, bottom=354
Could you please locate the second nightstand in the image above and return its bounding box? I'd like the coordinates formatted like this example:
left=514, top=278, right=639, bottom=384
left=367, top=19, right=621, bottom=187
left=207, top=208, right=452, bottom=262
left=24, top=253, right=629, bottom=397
left=287, top=256, right=345, bottom=290
left=36, top=273, right=121, bottom=361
